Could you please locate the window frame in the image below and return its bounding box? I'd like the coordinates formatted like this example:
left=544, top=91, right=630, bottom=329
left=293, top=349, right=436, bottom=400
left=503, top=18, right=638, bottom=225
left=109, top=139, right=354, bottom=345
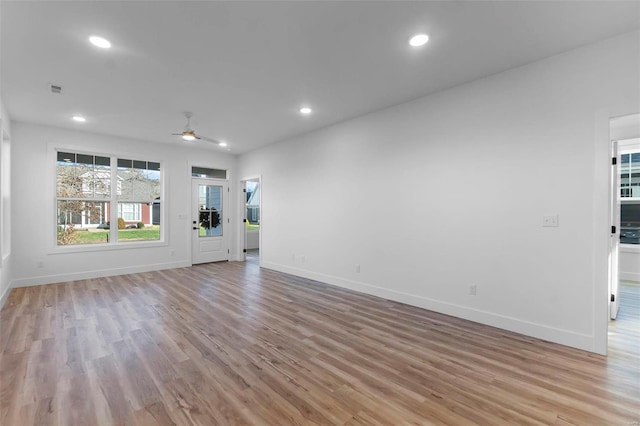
left=51, top=145, right=166, bottom=253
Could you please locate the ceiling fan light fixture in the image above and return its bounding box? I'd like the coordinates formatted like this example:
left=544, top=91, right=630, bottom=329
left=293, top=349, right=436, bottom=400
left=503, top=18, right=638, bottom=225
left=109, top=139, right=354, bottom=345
left=182, top=131, right=196, bottom=141
left=409, top=33, right=429, bottom=47
left=89, top=35, right=111, bottom=49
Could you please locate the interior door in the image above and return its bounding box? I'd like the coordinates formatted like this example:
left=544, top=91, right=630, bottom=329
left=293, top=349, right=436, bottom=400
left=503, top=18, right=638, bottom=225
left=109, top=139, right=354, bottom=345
left=192, top=178, right=228, bottom=264
left=610, top=140, right=620, bottom=319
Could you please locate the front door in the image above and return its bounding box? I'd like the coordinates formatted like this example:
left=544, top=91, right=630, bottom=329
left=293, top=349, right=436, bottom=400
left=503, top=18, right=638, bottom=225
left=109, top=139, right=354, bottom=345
left=192, top=178, right=228, bottom=264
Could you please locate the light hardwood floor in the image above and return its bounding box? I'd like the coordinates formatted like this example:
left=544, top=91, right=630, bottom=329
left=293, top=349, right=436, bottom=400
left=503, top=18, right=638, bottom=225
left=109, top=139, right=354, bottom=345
left=1, top=258, right=638, bottom=425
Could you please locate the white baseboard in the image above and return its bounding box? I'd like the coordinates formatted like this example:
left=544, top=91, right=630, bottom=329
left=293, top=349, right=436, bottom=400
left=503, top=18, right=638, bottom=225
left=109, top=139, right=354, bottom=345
left=620, top=271, right=640, bottom=283
left=10, top=260, right=191, bottom=288
left=261, top=261, right=597, bottom=354
left=0, top=282, right=11, bottom=310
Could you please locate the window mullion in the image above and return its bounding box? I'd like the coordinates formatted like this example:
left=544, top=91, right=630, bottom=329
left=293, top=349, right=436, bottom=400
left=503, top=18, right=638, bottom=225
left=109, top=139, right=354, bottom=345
left=110, top=155, right=118, bottom=243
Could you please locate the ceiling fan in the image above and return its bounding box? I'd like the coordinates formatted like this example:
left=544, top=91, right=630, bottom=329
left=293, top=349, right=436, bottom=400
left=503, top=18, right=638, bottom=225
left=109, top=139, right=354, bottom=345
left=172, top=112, right=226, bottom=146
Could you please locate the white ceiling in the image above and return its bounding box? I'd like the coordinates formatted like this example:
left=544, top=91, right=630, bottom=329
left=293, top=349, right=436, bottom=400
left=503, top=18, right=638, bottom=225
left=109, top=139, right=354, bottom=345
left=2, top=1, right=639, bottom=154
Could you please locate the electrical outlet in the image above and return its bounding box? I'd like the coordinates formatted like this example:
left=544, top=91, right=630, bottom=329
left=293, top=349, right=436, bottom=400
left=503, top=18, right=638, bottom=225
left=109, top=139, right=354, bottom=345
left=356, top=264, right=361, bottom=273
left=469, top=285, right=477, bottom=296
left=542, top=215, right=559, bottom=227
left=38, top=261, right=44, bottom=268
left=301, top=255, right=306, bottom=264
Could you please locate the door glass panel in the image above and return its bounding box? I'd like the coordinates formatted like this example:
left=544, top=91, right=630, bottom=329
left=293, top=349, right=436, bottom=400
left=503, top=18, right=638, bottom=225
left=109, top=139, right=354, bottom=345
left=198, top=184, right=222, bottom=237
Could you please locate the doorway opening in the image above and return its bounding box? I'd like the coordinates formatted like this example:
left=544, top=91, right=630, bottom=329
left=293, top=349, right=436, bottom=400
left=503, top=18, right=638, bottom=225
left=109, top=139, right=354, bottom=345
left=608, top=113, right=640, bottom=351
left=242, top=178, right=260, bottom=264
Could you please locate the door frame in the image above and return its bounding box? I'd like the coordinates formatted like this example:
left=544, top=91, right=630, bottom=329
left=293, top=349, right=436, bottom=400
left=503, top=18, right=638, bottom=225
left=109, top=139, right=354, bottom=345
left=594, top=110, right=631, bottom=355
left=239, top=175, right=261, bottom=264
left=609, top=139, right=620, bottom=320
left=597, top=109, right=640, bottom=355
left=191, top=177, right=229, bottom=264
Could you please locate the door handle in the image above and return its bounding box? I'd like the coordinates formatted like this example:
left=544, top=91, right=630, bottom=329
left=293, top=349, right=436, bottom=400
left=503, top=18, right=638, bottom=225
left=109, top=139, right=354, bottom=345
left=193, top=227, right=198, bottom=230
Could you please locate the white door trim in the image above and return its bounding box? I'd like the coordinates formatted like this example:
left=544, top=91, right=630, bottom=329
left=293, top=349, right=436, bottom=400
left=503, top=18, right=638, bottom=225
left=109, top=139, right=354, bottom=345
left=239, top=175, right=261, bottom=265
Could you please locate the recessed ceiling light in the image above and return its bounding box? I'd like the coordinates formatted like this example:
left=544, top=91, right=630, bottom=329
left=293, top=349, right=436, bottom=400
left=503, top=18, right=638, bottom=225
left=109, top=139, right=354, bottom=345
left=300, top=107, right=312, bottom=115
left=89, top=35, right=111, bottom=49
left=72, top=116, right=86, bottom=122
left=218, top=141, right=228, bottom=147
left=409, top=34, right=429, bottom=47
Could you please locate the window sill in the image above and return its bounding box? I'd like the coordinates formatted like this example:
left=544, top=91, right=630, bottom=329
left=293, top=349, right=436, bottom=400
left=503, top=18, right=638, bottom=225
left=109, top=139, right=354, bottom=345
left=49, top=240, right=167, bottom=255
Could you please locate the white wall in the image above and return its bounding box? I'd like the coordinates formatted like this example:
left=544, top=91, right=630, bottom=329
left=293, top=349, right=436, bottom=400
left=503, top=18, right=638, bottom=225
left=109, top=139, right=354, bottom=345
left=11, top=122, right=237, bottom=287
left=247, top=230, right=259, bottom=249
left=0, top=99, right=12, bottom=308
left=238, top=31, right=640, bottom=354
left=620, top=250, right=640, bottom=282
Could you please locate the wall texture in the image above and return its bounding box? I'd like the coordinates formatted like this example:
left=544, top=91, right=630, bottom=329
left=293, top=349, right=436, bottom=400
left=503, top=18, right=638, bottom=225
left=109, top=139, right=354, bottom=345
left=10, top=123, right=238, bottom=287
left=238, top=31, right=640, bottom=354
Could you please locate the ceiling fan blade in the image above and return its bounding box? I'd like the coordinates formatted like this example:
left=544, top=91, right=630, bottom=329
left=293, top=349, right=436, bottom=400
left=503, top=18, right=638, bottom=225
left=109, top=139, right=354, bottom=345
left=199, top=135, right=222, bottom=144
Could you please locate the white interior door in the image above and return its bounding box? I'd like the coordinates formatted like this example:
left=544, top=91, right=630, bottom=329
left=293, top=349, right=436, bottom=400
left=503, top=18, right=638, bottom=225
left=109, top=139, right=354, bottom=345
left=192, top=178, right=228, bottom=264
left=610, top=140, right=620, bottom=319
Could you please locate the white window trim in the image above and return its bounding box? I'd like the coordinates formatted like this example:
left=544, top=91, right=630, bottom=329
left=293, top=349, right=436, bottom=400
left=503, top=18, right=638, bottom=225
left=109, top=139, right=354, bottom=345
left=49, top=143, right=166, bottom=253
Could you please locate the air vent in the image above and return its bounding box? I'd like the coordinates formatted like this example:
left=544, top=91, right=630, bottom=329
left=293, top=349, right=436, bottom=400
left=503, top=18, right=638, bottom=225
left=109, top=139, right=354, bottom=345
left=49, top=84, right=62, bottom=94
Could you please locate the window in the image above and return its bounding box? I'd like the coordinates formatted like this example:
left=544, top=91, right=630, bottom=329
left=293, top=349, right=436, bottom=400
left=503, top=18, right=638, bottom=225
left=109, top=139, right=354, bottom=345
left=192, top=166, right=226, bottom=179
left=118, top=203, right=141, bottom=221
left=56, top=152, right=111, bottom=245
left=620, top=153, right=640, bottom=198
left=56, top=151, right=161, bottom=246
left=620, top=150, right=640, bottom=245
left=116, top=159, right=161, bottom=243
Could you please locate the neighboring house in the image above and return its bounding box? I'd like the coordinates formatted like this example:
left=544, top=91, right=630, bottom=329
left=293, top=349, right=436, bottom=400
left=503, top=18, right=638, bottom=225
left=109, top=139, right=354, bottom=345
left=60, top=169, right=158, bottom=227
left=113, top=169, right=159, bottom=225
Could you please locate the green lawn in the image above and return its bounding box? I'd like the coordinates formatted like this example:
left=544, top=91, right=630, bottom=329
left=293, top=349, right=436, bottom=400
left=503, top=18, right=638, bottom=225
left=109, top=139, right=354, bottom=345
left=71, top=226, right=160, bottom=244
left=117, top=228, right=160, bottom=241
